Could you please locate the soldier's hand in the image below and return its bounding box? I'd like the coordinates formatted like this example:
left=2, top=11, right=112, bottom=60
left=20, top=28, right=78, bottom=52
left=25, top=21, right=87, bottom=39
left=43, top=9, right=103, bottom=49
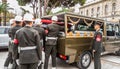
left=16, top=59, right=19, bottom=65
left=93, top=50, right=96, bottom=52
left=38, top=61, right=41, bottom=66
left=42, top=48, right=44, bottom=51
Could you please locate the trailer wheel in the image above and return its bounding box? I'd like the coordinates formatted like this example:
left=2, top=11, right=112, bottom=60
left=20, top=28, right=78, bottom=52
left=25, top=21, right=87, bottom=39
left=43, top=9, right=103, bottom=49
left=115, top=49, right=120, bottom=56
left=77, top=51, right=92, bottom=69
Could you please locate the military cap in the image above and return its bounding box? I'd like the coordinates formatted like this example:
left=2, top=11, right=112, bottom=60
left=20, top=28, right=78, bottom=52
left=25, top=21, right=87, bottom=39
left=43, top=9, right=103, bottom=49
left=95, top=21, right=103, bottom=26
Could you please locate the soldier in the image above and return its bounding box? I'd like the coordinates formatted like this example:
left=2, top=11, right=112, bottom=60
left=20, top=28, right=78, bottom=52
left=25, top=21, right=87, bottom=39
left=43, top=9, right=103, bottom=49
left=4, top=19, right=15, bottom=69
left=33, top=19, right=45, bottom=69
left=5, top=16, right=22, bottom=69
left=11, top=16, right=23, bottom=69
left=10, top=16, right=23, bottom=40
left=33, top=18, right=46, bottom=48
left=44, top=16, right=64, bottom=69
left=13, top=13, right=42, bottom=69
left=10, top=19, right=16, bottom=27
left=92, top=22, right=103, bottom=69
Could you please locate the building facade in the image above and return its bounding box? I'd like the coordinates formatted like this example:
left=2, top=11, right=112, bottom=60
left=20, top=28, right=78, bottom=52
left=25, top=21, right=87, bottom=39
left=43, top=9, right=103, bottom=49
left=79, top=0, right=120, bottom=23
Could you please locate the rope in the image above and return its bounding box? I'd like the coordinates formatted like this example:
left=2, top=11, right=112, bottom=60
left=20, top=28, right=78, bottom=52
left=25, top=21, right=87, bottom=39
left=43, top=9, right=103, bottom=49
left=68, top=17, right=80, bottom=25
left=84, top=19, right=93, bottom=26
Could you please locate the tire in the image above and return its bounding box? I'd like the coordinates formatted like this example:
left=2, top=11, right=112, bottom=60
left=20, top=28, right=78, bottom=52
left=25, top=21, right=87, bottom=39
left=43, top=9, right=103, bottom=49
left=77, top=51, right=92, bottom=69
left=115, top=49, right=120, bottom=56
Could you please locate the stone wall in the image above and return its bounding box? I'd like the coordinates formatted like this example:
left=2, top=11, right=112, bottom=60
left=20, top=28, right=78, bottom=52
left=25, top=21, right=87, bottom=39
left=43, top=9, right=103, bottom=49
left=79, top=0, right=120, bottom=23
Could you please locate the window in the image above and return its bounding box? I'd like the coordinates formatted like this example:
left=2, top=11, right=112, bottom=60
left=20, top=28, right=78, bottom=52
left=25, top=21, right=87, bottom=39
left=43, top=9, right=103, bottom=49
left=86, top=10, right=88, bottom=16
left=5, top=28, right=9, bottom=34
left=0, top=28, right=5, bottom=34
left=0, top=28, right=9, bottom=34
left=75, top=20, right=103, bottom=32
left=76, top=25, right=95, bottom=31
left=106, top=24, right=115, bottom=36
left=91, top=8, right=94, bottom=17
left=112, top=3, right=116, bottom=15
left=97, top=7, right=100, bottom=17
left=105, top=5, right=108, bottom=15
left=112, top=3, right=116, bottom=12
left=115, top=25, right=120, bottom=36
left=81, top=11, right=83, bottom=15
left=75, top=20, right=95, bottom=31
left=107, top=24, right=113, bottom=31
left=115, top=25, right=119, bottom=32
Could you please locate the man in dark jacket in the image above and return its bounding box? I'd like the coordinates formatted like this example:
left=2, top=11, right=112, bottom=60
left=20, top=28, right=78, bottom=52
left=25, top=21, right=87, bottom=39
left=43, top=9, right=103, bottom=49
left=4, top=19, right=15, bottom=69
left=44, top=16, right=64, bottom=69
left=92, top=22, right=103, bottom=69
left=33, top=18, right=46, bottom=48
left=33, top=19, right=45, bottom=69
left=4, top=16, right=23, bottom=69
left=9, top=16, right=23, bottom=40
left=13, top=13, right=42, bottom=69
left=12, top=16, right=23, bottom=69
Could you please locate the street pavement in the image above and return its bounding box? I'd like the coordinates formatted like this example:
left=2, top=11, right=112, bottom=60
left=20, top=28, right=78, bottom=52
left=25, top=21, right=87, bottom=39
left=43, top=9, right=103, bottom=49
left=0, top=51, right=120, bottom=69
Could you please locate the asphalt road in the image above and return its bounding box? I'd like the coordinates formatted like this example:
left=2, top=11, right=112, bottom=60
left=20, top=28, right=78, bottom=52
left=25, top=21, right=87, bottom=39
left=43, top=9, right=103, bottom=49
left=0, top=50, right=120, bottom=69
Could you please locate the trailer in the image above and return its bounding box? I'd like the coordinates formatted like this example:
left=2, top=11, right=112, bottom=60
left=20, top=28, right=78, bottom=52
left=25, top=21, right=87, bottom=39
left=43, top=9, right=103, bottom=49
left=42, top=12, right=120, bottom=69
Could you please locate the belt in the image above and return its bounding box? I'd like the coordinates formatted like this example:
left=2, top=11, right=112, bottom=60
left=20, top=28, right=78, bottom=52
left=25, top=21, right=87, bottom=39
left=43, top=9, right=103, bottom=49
left=10, top=40, right=14, bottom=43
left=46, top=37, right=58, bottom=40
left=40, top=40, right=43, bottom=46
left=40, top=39, right=43, bottom=43
left=18, top=46, right=37, bottom=51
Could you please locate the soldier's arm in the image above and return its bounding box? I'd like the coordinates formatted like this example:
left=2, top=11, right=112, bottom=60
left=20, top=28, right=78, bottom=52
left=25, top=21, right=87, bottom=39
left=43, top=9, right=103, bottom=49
left=42, top=29, right=46, bottom=48
left=59, top=25, right=65, bottom=31
left=35, top=31, right=42, bottom=60
left=92, top=34, right=96, bottom=51
left=92, top=32, right=98, bottom=51
left=94, top=32, right=102, bottom=51
left=13, top=32, right=19, bottom=60
left=8, top=28, right=12, bottom=38
left=45, top=25, right=49, bottom=35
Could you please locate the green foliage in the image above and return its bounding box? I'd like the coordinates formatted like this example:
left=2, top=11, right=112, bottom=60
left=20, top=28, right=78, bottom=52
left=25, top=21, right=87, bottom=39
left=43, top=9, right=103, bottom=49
left=17, top=0, right=31, bottom=6
left=56, top=8, right=70, bottom=13
left=49, top=8, right=70, bottom=15
left=0, top=3, right=9, bottom=14
left=59, top=0, right=86, bottom=7
left=20, top=7, right=30, bottom=16
left=79, top=0, right=86, bottom=5
left=46, top=0, right=86, bottom=15
left=0, top=2, right=13, bottom=26
left=17, top=0, right=86, bottom=9
left=0, top=3, right=13, bottom=13
left=17, top=0, right=38, bottom=6
left=16, top=0, right=86, bottom=16
left=48, top=0, right=61, bottom=7
left=0, top=3, right=6, bottom=13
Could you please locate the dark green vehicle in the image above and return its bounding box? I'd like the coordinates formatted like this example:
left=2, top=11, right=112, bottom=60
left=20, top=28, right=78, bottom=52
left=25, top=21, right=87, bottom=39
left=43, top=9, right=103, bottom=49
left=42, top=12, right=120, bottom=69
